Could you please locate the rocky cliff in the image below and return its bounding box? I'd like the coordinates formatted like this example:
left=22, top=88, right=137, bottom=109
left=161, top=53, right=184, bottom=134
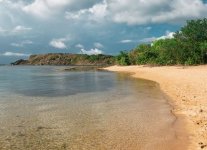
left=11, top=53, right=115, bottom=66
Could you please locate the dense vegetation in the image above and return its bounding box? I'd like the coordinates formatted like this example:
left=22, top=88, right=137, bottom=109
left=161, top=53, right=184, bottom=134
left=116, top=18, right=207, bottom=66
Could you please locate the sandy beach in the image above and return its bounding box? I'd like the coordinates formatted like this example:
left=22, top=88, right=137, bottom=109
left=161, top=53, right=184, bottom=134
left=104, top=65, right=207, bottom=150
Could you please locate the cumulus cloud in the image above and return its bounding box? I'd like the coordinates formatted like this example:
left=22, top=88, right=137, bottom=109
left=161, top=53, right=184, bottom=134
left=56, top=0, right=207, bottom=25
left=108, top=0, right=207, bottom=25
left=80, top=48, right=103, bottom=55
left=2, top=0, right=207, bottom=25
left=22, top=0, right=72, bottom=18
left=49, top=38, right=68, bottom=49
left=88, top=0, right=108, bottom=21
left=76, top=43, right=104, bottom=55
left=1, top=52, right=30, bottom=57
left=11, top=40, right=33, bottom=47
left=22, top=0, right=103, bottom=19
left=63, top=0, right=207, bottom=25
left=65, top=0, right=107, bottom=22
left=2, top=0, right=207, bottom=26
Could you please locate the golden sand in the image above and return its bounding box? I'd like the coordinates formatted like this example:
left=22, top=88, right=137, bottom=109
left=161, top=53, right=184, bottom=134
left=104, top=65, right=207, bottom=150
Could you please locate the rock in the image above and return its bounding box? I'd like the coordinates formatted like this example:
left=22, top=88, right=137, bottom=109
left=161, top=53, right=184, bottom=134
left=201, top=145, right=207, bottom=149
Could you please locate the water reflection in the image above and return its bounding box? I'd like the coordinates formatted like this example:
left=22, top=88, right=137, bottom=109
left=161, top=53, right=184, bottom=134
left=0, top=66, right=115, bottom=97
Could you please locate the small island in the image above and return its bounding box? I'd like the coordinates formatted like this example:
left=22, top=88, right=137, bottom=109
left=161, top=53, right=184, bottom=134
left=11, top=53, right=115, bottom=66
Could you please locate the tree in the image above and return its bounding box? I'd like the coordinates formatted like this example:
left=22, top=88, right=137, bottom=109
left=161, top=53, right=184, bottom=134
left=117, top=18, right=207, bottom=66
left=116, top=51, right=130, bottom=65
left=200, top=42, right=207, bottom=64
left=135, top=44, right=158, bottom=65
left=174, top=18, right=207, bottom=64
left=175, top=18, right=207, bottom=43
left=152, top=39, right=178, bottom=65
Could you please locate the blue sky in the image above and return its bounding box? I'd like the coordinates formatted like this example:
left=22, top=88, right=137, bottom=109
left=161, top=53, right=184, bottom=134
left=0, top=0, right=207, bottom=64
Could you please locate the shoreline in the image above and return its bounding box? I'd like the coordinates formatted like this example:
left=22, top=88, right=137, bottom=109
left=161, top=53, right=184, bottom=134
left=103, top=65, right=207, bottom=150
left=0, top=67, right=189, bottom=150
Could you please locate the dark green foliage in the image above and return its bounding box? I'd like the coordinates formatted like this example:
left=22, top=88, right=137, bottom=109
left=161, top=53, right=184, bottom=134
left=135, top=44, right=158, bottom=65
left=175, top=18, right=207, bottom=43
left=116, top=51, right=130, bottom=65
left=128, top=47, right=140, bottom=65
left=200, top=42, right=207, bottom=64
left=152, top=39, right=178, bottom=65
left=173, top=18, right=207, bottom=64
left=118, top=18, right=207, bottom=66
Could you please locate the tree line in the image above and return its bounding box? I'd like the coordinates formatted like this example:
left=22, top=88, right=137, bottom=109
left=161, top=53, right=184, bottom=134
left=116, top=18, right=207, bottom=66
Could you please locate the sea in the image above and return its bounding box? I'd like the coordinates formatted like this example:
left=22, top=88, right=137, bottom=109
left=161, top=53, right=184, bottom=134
left=0, top=66, right=188, bottom=150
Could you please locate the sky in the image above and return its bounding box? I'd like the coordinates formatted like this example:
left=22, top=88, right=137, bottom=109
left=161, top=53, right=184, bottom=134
left=1, top=0, right=207, bottom=64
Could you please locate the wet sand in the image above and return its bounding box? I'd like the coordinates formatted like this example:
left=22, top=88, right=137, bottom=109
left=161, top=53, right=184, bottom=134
left=0, top=69, right=189, bottom=150
left=104, top=65, right=207, bottom=150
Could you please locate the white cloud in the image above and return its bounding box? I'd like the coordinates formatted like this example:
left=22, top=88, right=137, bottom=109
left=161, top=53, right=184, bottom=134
left=75, top=44, right=84, bottom=49
left=107, top=0, right=207, bottom=25
left=119, top=39, right=133, bottom=43
left=88, top=0, right=108, bottom=21
left=22, top=0, right=72, bottom=18
left=1, top=52, right=30, bottom=57
left=80, top=48, right=103, bottom=55
left=140, top=31, right=175, bottom=43
left=65, top=10, right=87, bottom=20
left=11, top=40, right=33, bottom=47
left=65, top=0, right=107, bottom=22
left=157, top=31, right=175, bottom=40
left=75, top=43, right=104, bottom=55
left=4, top=0, right=207, bottom=25
left=23, top=1, right=49, bottom=18
left=2, top=0, right=207, bottom=25
left=49, top=38, right=68, bottom=49
left=94, top=42, right=103, bottom=48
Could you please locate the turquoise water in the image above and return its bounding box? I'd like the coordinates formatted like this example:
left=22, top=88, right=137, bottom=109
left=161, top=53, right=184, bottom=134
left=0, top=66, right=188, bottom=150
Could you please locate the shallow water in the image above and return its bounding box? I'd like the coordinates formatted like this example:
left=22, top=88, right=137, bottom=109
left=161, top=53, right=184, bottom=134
left=0, top=66, right=188, bottom=150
